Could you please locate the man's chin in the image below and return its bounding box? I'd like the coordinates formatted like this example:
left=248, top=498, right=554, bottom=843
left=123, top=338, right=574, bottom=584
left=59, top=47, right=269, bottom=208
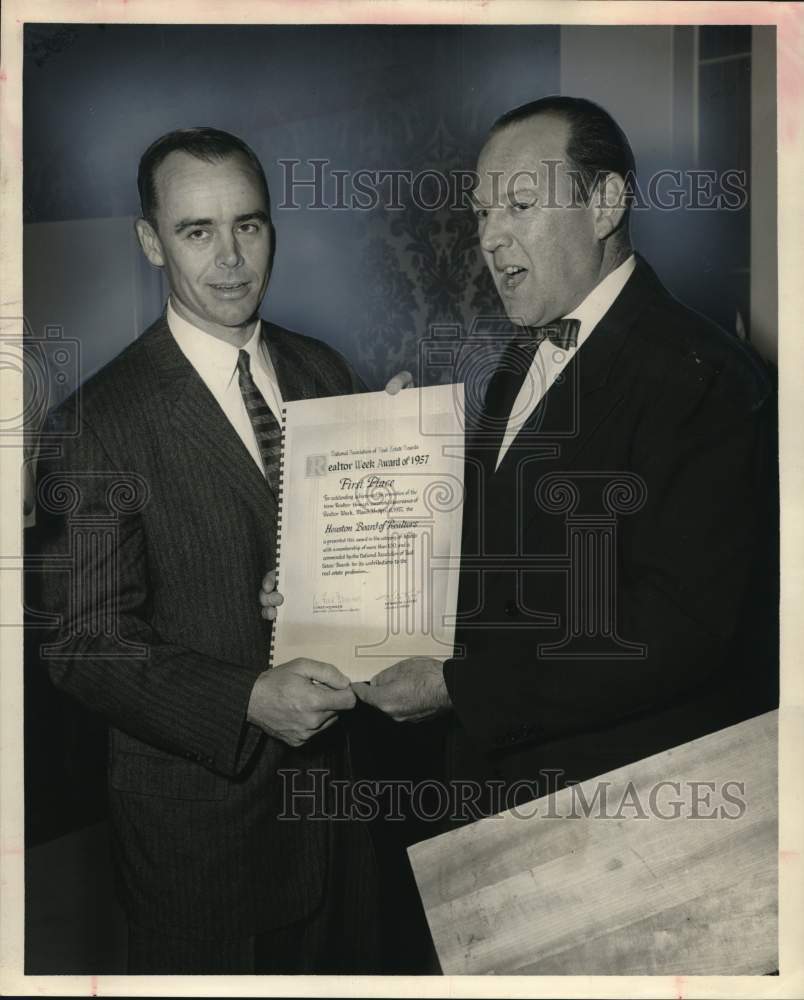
left=204, top=300, right=261, bottom=329
left=493, top=291, right=540, bottom=328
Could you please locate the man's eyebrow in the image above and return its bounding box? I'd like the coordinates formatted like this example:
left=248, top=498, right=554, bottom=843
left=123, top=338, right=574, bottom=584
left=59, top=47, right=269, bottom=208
left=234, top=210, right=270, bottom=225
left=174, top=217, right=213, bottom=234
left=173, top=210, right=270, bottom=234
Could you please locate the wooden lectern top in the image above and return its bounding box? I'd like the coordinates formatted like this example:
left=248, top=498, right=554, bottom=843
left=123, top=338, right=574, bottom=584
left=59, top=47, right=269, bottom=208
left=408, top=710, right=777, bottom=976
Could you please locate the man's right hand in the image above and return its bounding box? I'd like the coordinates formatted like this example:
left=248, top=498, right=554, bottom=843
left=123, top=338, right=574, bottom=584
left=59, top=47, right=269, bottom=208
left=246, top=658, right=356, bottom=747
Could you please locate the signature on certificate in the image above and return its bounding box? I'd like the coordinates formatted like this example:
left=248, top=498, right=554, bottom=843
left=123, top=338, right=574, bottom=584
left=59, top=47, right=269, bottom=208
left=312, top=591, right=361, bottom=613
left=376, top=590, right=420, bottom=609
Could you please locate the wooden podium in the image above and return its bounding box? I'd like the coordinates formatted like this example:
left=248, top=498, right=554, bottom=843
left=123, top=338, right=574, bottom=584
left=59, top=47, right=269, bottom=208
left=408, top=711, right=777, bottom=975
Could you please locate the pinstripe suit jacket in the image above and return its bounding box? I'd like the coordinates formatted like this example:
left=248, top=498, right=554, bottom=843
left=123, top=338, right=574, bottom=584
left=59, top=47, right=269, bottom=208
left=35, top=315, right=367, bottom=941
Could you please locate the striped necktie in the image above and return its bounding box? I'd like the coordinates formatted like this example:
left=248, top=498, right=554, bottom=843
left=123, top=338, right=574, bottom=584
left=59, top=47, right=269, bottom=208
left=237, top=349, right=281, bottom=491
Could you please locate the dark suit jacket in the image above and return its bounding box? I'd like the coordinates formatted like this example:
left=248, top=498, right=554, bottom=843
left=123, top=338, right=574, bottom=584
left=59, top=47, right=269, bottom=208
left=444, top=255, right=778, bottom=803
left=34, top=315, right=367, bottom=941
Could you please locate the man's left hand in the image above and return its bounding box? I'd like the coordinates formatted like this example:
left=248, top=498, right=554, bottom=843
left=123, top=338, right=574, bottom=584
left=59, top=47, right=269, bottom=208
left=259, top=569, right=284, bottom=621
left=353, top=657, right=451, bottom=722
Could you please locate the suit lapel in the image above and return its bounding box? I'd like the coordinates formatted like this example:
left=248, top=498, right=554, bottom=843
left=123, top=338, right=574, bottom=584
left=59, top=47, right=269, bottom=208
left=143, top=317, right=277, bottom=519
left=262, top=323, right=317, bottom=402
left=489, top=255, right=656, bottom=474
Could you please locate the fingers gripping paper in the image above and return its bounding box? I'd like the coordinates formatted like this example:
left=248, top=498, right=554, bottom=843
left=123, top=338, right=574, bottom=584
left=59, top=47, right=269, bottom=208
left=269, top=385, right=465, bottom=682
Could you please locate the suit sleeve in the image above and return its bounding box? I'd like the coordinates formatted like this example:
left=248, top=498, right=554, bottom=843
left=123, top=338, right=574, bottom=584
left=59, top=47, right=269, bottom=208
left=444, top=360, right=776, bottom=754
left=33, top=408, right=262, bottom=777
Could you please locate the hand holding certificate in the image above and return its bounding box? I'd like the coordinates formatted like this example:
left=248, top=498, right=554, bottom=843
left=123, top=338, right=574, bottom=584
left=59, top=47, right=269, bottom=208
left=246, top=655, right=356, bottom=746
left=268, top=383, right=464, bottom=684
left=352, top=655, right=452, bottom=722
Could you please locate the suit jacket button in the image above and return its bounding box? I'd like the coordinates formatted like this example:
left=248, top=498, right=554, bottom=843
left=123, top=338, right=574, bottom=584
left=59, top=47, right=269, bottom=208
left=504, top=600, right=519, bottom=618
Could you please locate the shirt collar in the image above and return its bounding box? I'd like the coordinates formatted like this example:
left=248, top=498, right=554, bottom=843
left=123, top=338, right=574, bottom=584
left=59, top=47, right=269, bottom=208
left=167, top=297, right=262, bottom=388
left=563, top=253, right=636, bottom=347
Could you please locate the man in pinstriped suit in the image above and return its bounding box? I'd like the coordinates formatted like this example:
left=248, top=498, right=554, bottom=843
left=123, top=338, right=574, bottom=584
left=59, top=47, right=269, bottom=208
left=34, top=128, right=383, bottom=973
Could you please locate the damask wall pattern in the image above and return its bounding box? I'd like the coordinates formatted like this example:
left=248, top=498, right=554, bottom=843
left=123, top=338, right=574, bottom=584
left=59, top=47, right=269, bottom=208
left=319, top=109, right=514, bottom=389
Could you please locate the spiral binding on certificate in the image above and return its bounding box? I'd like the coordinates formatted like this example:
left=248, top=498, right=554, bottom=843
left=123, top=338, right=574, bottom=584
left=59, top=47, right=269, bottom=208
left=267, top=406, right=288, bottom=669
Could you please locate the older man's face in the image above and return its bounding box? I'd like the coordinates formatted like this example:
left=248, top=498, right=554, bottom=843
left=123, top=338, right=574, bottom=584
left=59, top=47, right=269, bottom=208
left=473, top=115, right=603, bottom=327
left=142, top=151, right=273, bottom=340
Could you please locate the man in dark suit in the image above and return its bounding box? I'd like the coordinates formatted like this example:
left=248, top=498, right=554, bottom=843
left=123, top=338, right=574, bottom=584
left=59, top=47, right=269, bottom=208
left=33, top=127, right=384, bottom=973
left=356, top=97, right=778, bottom=814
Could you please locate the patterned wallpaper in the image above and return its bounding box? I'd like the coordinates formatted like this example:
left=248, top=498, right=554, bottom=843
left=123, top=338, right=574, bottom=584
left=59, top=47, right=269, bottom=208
left=265, top=103, right=515, bottom=389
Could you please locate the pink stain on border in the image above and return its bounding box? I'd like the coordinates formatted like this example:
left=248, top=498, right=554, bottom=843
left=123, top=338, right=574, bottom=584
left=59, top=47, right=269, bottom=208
left=90, top=974, right=98, bottom=997
left=780, top=849, right=800, bottom=862
left=775, top=5, right=804, bottom=144
left=674, top=974, right=686, bottom=1000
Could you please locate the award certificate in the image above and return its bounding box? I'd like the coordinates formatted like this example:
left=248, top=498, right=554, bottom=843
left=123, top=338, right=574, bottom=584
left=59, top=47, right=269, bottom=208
left=270, top=384, right=465, bottom=682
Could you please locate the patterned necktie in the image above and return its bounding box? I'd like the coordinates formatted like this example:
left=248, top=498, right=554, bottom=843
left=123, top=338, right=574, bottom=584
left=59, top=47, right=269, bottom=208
left=237, top=349, right=282, bottom=492
left=526, top=317, right=580, bottom=351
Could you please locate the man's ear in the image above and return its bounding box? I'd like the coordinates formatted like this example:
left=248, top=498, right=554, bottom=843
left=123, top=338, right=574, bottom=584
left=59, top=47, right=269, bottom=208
left=135, top=218, right=165, bottom=267
left=592, top=173, right=627, bottom=241
left=267, top=220, right=277, bottom=278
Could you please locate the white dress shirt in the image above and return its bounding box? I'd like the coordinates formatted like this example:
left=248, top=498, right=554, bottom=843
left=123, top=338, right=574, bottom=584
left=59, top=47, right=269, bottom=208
left=167, top=298, right=284, bottom=476
left=495, top=254, right=636, bottom=470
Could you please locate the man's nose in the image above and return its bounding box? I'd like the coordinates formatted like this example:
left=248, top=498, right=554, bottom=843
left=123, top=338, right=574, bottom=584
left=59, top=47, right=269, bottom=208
left=480, top=210, right=512, bottom=253
left=215, top=232, right=243, bottom=269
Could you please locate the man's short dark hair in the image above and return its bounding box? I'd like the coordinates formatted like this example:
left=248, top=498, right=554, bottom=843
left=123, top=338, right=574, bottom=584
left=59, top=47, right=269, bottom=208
left=491, top=96, right=636, bottom=207
left=137, top=127, right=270, bottom=227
